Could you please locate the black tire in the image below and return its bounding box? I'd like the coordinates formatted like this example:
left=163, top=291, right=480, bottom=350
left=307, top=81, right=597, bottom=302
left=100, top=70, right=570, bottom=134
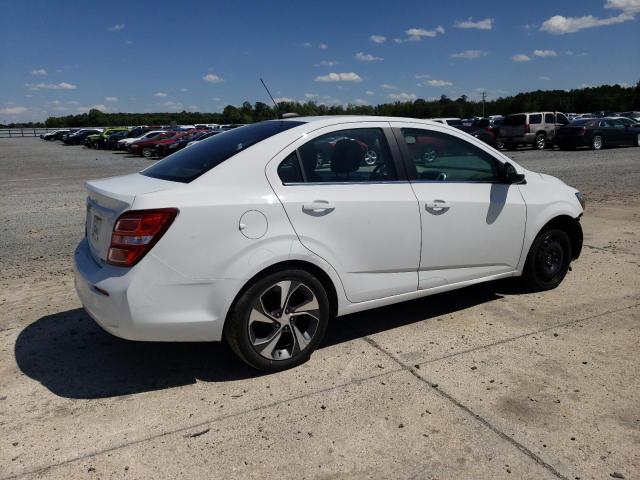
left=224, top=269, right=330, bottom=372
left=590, top=135, right=603, bottom=150
left=533, top=133, right=546, bottom=150
left=522, top=228, right=572, bottom=291
left=142, top=147, right=153, bottom=158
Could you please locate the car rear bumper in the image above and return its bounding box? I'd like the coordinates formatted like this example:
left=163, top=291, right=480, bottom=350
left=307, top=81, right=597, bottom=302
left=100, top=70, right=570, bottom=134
left=74, top=238, right=230, bottom=342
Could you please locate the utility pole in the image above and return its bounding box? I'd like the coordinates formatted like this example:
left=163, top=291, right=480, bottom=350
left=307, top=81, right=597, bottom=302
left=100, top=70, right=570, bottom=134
left=481, top=91, right=487, bottom=117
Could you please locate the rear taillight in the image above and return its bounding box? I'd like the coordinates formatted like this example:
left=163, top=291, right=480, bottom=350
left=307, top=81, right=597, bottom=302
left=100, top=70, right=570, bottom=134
left=524, top=123, right=530, bottom=134
left=107, top=208, right=178, bottom=267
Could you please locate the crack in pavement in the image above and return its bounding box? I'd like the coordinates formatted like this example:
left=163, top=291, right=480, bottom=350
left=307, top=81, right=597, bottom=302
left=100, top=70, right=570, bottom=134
left=4, top=303, right=638, bottom=479
left=343, top=302, right=640, bottom=480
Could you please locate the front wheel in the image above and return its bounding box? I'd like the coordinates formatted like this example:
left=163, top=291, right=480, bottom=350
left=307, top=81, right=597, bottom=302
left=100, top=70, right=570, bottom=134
left=590, top=135, right=603, bottom=150
left=224, top=270, right=330, bottom=372
left=142, top=147, right=154, bottom=158
left=522, top=228, right=572, bottom=291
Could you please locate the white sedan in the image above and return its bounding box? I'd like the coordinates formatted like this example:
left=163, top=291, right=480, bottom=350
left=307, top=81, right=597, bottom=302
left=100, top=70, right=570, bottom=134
left=74, top=116, right=584, bottom=371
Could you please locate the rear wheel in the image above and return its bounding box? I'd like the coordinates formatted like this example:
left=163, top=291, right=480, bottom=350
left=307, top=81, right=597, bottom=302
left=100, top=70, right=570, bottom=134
left=142, top=147, right=153, bottom=158
left=590, top=135, right=603, bottom=150
left=225, top=269, right=330, bottom=372
left=522, top=228, right=572, bottom=291
left=533, top=133, right=546, bottom=150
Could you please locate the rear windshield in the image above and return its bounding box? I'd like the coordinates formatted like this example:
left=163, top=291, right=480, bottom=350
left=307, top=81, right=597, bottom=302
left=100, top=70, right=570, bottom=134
left=446, top=119, right=463, bottom=126
left=142, top=120, right=304, bottom=183
left=503, top=114, right=526, bottom=126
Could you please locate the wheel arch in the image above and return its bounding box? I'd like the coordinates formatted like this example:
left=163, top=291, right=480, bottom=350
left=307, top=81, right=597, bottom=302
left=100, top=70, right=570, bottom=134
left=223, top=260, right=340, bottom=333
left=534, top=214, right=583, bottom=260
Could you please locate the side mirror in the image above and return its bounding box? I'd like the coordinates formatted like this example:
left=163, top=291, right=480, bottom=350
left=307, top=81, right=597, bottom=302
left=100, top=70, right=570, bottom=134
left=503, top=162, right=526, bottom=184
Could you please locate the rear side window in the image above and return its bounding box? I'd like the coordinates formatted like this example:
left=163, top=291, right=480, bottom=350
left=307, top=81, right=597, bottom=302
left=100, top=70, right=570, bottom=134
left=529, top=114, right=542, bottom=124
left=557, top=113, right=569, bottom=125
left=143, top=121, right=303, bottom=183
left=503, top=114, right=526, bottom=126
left=545, top=113, right=554, bottom=123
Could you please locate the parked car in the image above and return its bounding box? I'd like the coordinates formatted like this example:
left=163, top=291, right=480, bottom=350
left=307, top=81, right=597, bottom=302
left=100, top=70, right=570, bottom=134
left=117, top=130, right=166, bottom=151
left=106, top=130, right=130, bottom=150
left=85, top=127, right=129, bottom=149
left=63, top=128, right=103, bottom=145
left=553, top=117, right=640, bottom=150
left=430, top=118, right=464, bottom=127
left=156, top=132, right=205, bottom=157
left=617, top=111, right=640, bottom=122
left=41, top=129, right=69, bottom=140
left=74, top=116, right=584, bottom=372
left=128, top=131, right=179, bottom=157
left=499, top=112, right=570, bottom=150
left=454, top=117, right=503, bottom=148
left=186, top=130, right=222, bottom=147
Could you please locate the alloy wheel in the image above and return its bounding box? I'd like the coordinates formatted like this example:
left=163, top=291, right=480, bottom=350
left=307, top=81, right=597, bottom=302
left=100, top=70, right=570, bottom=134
left=248, top=280, right=321, bottom=361
left=535, top=135, right=546, bottom=150
left=422, top=147, right=437, bottom=163
left=592, top=136, right=603, bottom=150
left=364, top=149, right=378, bottom=166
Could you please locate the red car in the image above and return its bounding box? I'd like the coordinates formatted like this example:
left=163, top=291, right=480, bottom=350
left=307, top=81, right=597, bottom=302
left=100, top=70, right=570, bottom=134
left=128, top=131, right=179, bottom=157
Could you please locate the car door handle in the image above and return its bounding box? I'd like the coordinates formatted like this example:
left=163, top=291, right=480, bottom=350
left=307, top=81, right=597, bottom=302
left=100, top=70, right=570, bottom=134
left=302, top=201, right=335, bottom=214
left=424, top=200, right=451, bottom=210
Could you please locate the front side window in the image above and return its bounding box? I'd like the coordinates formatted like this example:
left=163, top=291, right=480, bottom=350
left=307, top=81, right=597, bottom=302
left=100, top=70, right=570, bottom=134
left=545, top=113, right=555, bottom=123
left=400, top=128, right=502, bottom=183
left=293, top=128, right=397, bottom=183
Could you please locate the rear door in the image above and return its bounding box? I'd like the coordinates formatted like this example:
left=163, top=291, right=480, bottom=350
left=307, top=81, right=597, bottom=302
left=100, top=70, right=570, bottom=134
left=266, top=122, right=421, bottom=303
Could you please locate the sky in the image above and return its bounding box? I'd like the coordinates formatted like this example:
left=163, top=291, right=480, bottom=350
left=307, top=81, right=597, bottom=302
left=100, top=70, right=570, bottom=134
left=1, top=0, right=639, bottom=122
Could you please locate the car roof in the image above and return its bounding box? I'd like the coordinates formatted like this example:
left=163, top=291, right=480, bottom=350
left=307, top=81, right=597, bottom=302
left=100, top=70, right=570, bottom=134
left=278, top=115, right=451, bottom=128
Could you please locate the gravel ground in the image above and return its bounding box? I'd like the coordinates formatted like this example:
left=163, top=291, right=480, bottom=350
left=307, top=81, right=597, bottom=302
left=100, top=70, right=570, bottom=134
left=0, top=138, right=639, bottom=480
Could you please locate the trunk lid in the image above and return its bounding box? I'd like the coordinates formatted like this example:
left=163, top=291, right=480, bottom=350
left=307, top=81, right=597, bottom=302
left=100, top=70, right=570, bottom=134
left=84, top=173, right=181, bottom=264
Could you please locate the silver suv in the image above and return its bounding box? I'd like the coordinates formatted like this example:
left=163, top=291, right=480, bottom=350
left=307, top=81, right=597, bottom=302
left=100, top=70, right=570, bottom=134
left=499, top=112, right=570, bottom=150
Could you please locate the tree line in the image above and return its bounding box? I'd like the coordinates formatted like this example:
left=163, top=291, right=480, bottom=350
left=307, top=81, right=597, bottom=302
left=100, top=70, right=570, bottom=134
left=3, top=82, right=639, bottom=128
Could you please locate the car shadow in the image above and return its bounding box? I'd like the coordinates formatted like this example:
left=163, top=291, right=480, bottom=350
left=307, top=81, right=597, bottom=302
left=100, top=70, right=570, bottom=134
left=14, top=280, right=524, bottom=399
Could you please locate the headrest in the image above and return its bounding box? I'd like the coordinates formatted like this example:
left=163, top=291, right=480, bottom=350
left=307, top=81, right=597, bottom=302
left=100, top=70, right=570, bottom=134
left=331, top=138, right=363, bottom=175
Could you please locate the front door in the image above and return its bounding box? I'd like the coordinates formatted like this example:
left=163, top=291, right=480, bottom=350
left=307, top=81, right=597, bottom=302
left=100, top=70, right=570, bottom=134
left=267, top=123, right=421, bottom=303
left=392, top=122, right=527, bottom=289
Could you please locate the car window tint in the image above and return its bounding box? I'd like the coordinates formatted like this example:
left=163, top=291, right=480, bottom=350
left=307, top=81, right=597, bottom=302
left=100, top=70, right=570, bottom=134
left=400, top=128, right=501, bottom=183
left=142, top=121, right=303, bottom=183
left=529, top=114, right=542, bottom=124
left=545, top=113, right=554, bottom=123
left=296, top=128, right=397, bottom=183
left=277, top=152, right=304, bottom=183
left=503, top=114, right=526, bottom=126
left=557, top=113, right=569, bottom=125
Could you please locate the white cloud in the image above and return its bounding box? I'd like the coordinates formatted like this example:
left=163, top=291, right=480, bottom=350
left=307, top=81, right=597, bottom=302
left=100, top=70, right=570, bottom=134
left=453, top=17, right=494, bottom=30
left=126, top=40, right=133, bottom=45
left=318, top=43, right=328, bottom=49
left=274, top=97, right=296, bottom=103
left=511, top=54, right=532, bottom=62
left=301, top=42, right=312, bottom=47
left=0, top=106, right=28, bottom=115
left=31, top=68, right=47, bottom=76
left=108, top=24, right=125, bottom=31
left=25, top=82, right=77, bottom=90
left=355, top=52, right=383, bottom=61
left=450, top=49, right=488, bottom=59
left=540, top=0, right=638, bottom=34
left=315, top=72, right=363, bottom=82
left=314, top=60, right=338, bottom=67
left=424, top=79, right=453, bottom=87
left=203, top=73, right=224, bottom=83
left=540, top=76, right=551, bottom=81
left=154, top=92, right=168, bottom=97
left=395, top=25, right=445, bottom=42
left=380, top=83, right=397, bottom=90
left=105, top=96, right=118, bottom=102
left=370, top=35, right=386, bottom=44
left=414, top=74, right=431, bottom=79
left=188, top=105, right=200, bottom=110
left=388, top=92, right=417, bottom=101
left=180, top=87, right=188, bottom=92
left=533, top=49, right=558, bottom=57
left=365, top=90, right=375, bottom=95
left=352, top=98, right=369, bottom=105
left=304, top=93, right=319, bottom=99
left=565, top=50, right=575, bottom=55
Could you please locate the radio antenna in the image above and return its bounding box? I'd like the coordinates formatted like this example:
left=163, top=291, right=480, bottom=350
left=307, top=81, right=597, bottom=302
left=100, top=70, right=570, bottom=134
left=260, top=78, right=281, bottom=118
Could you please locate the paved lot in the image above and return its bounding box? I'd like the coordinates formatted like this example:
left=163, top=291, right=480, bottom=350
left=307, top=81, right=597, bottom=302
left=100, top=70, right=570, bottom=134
left=0, top=138, right=638, bottom=479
